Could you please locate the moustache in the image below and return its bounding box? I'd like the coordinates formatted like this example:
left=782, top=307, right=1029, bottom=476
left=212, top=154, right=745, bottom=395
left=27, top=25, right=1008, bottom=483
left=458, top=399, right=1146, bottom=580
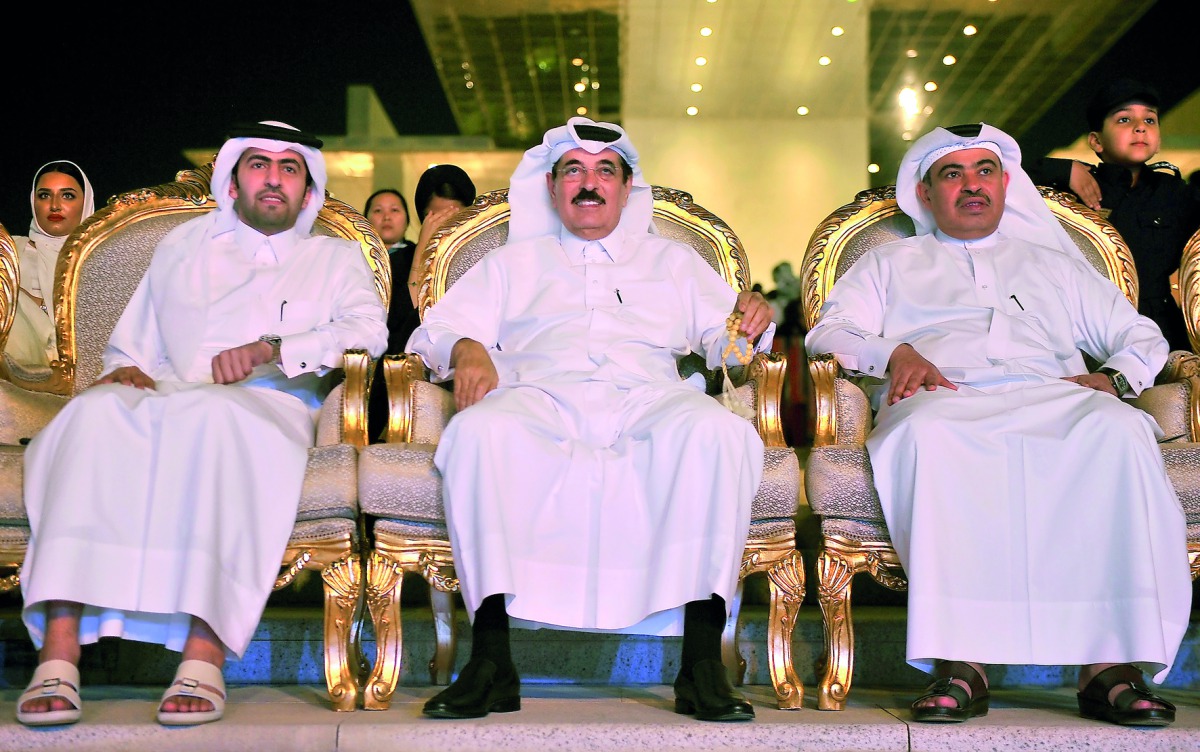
left=572, top=188, right=604, bottom=204
left=957, top=191, right=990, bottom=206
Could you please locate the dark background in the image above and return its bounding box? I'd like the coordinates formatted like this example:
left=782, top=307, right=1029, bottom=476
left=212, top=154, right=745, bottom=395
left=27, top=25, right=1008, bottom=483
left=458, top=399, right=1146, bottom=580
left=1, top=3, right=456, bottom=232
left=4, top=1, right=1198, bottom=234
left=1018, top=0, right=1200, bottom=169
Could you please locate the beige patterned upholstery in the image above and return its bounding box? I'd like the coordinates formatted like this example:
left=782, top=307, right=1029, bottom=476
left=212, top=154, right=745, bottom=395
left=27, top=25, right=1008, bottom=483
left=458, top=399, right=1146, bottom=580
left=360, top=186, right=805, bottom=711
left=0, top=165, right=391, bottom=712
left=801, top=185, right=1200, bottom=711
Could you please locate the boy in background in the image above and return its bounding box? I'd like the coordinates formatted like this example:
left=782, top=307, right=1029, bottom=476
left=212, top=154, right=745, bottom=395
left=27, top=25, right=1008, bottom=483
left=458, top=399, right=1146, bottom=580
left=1029, top=77, right=1200, bottom=351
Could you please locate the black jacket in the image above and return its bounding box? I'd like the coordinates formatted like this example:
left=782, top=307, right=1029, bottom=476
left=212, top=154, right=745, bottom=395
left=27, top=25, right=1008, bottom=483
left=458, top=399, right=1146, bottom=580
left=1028, top=157, right=1200, bottom=352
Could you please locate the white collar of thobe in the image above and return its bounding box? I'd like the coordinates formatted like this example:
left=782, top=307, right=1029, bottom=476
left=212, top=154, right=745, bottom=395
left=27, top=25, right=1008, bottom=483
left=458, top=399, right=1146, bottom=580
left=933, top=227, right=1003, bottom=251
left=560, top=227, right=622, bottom=265
left=228, top=220, right=302, bottom=263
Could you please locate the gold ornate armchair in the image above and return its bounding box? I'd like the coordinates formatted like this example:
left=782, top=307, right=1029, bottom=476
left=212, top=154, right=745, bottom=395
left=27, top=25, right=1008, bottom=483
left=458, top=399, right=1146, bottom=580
left=0, top=165, right=390, bottom=711
left=801, top=185, right=1200, bottom=711
left=357, top=186, right=805, bottom=711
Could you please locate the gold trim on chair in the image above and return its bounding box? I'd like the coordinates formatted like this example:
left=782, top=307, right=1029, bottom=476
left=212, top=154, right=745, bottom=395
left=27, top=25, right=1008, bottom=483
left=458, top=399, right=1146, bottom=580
left=363, top=541, right=460, bottom=710
left=0, top=223, right=21, bottom=372
left=381, top=353, right=428, bottom=444
left=341, top=350, right=373, bottom=448
left=800, top=183, right=1188, bottom=712
left=0, top=163, right=388, bottom=712
left=802, top=186, right=907, bottom=332
left=366, top=185, right=805, bottom=711
left=815, top=536, right=905, bottom=711
left=735, top=531, right=806, bottom=709
left=1039, top=187, right=1137, bottom=304
left=649, top=185, right=752, bottom=291
left=749, top=351, right=789, bottom=448
left=1180, top=226, right=1200, bottom=356
left=802, top=186, right=1139, bottom=334
left=807, top=354, right=840, bottom=448
left=416, top=186, right=753, bottom=318
left=5, top=163, right=390, bottom=398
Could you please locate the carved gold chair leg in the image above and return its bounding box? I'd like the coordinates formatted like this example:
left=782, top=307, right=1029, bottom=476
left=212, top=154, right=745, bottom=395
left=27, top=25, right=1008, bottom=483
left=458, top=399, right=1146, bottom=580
left=720, top=579, right=747, bottom=686
left=428, top=586, right=458, bottom=684
left=276, top=540, right=361, bottom=712
left=319, top=554, right=363, bottom=712
left=816, top=536, right=906, bottom=711
left=728, top=534, right=805, bottom=709
left=363, top=551, right=404, bottom=710
left=363, top=540, right=460, bottom=707
left=766, top=548, right=805, bottom=710
left=816, top=546, right=859, bottom=711
left=416, top=546, right=461, bottom=684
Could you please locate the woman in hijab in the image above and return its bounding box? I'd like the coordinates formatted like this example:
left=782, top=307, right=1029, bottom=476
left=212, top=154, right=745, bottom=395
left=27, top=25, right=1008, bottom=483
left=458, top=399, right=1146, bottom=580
left=5, top=161, right=96, bottom=367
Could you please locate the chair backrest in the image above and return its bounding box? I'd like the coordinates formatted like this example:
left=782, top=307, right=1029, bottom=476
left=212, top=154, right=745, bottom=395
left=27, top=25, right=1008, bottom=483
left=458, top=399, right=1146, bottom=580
left=33, top=163, right=389, bottom=396
left=0, top=223, right=17, bottom=355
left=1178, top=227, right=1200, bottom=354
left=800, top=185, right=1138, bottom=331
left=414, top=186, right=752, bottom=315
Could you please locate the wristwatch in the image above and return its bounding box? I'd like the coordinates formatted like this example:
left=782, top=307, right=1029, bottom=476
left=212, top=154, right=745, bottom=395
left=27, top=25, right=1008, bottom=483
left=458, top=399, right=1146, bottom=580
left=258, top=334, right=282, bottom=364
left=1098, top=366, right=1131, bottom=397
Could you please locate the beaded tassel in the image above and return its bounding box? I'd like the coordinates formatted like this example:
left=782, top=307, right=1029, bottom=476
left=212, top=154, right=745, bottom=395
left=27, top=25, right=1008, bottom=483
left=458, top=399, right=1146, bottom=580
left=719, top=312, right=756, bottom=420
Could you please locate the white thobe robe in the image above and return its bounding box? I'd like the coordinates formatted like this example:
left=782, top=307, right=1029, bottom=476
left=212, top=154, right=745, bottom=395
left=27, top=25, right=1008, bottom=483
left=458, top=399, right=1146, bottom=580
left=408, top=229, right=774, bottom=635
left=805, top=230, right=1192, bottom=682
left=20, top=215, right=387, bottom=658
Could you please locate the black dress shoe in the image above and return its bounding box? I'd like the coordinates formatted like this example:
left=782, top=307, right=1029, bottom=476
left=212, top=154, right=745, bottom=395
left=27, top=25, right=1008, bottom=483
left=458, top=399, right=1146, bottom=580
left=422, top=657, right=521, bottom=718
left=674, top=659, right=755, bottom=722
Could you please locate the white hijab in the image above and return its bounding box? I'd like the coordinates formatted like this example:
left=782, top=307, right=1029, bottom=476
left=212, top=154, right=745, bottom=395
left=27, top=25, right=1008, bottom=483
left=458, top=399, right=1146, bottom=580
left=508, top=116, right=653, bottom=243
left=208, top=120, right=326, bottom=237
left=22, top=160, right=96, bottom=299
left=896, top=123, right=1081, bottom=260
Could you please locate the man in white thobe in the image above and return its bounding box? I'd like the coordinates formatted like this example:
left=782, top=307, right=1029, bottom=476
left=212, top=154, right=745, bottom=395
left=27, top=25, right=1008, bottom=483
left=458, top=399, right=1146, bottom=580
left=408, top=117, right=774, bottom=721
left=15, top=121, right=387, bottom=728
left=806, top=123, right=1190, bottom=727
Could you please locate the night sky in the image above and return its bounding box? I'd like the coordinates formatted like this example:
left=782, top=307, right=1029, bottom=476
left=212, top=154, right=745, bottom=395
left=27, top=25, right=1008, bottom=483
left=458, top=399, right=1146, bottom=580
left=1, top=3, right=456, bottom=233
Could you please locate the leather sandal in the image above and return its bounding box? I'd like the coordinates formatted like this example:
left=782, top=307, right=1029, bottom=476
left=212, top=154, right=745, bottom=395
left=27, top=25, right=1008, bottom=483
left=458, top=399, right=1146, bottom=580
left=15, top=659, right=82, bottom=726
left=1077, top=664, right=1175, bottom=727
left=157, top=659, right=226, bottom=726
left=910, top=660, right=989, bottom=723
